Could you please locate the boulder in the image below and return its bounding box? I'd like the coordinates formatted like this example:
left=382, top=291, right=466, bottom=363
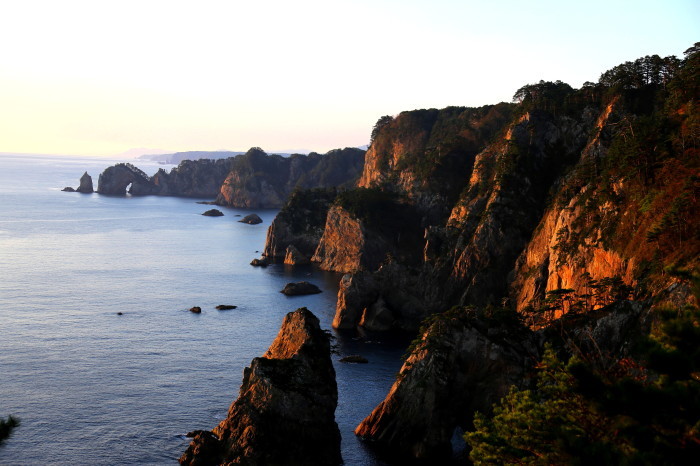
left=189, top=306, right=202, bottom=313
left=180, top=308, right=342, bottom=465
left=202, top=209, right=224, bottom=217
left=238, top=213, right=262, bottom=224
left=215, top=305, right=237, bottom=310
left=76, top=172, right=94, bottom=193
left=281, top=281, right=322, bottom=296
left=250, top=257, right=268, bottom=267
left=284, top=245, right=310, bottom=265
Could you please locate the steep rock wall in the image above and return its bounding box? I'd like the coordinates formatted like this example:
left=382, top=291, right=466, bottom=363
left=355, top=309, right=538, bottom=459
left=360, top=104, right=514, bottom=224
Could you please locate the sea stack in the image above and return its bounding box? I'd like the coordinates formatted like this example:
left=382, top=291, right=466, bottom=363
left=76, top=172, right=94, bottom=193
left=180, top=308, right=341, bottom=465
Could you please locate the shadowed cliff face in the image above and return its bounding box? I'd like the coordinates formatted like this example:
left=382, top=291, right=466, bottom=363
left=359, top=104, right=514, bottom=224
left=97, top=160, right=233, bottom=197
left=97, top=163, right=155, bottom=195
left=355, top=301, right=649, bottom=460
left=94, top=147, right=364, bottom=204
left=179, top=308, right=341, bottom=466
left=262, top=188, right=339, bottom=259
left=216, top=147, right=365, bottom=209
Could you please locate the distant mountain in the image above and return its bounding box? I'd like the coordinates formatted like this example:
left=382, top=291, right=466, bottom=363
left=137, top=151, right=246, bottom=164
left=116, top=148, right=172, bottom=159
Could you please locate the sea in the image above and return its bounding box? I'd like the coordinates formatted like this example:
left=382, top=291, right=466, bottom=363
left=0, top=153, right=409, bottom=465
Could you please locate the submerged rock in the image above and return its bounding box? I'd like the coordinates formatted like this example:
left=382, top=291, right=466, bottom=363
left=189, top=307, right=202, bottom=314
left=281, top=281, right=322, bottom=296
left=339, top=355, right=368, bottom=364
left=61, top=187, right=76, bottom=192
left=202, top=209, right=224, bottom=217
left=180, top=307, right=341, bottom=465
left=215, top=305, right=237, bottom=310
left=238, top=213, right=262, bottom=224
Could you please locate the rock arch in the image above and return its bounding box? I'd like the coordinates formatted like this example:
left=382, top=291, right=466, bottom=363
left=97, top=163, right=155, bottom=195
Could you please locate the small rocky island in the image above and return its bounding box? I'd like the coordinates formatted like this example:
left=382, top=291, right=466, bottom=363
left=238, top=213, right=262, bottom=224
left=180, top=308, right=341, bottom=465
left=280, top=281, right=322, bottom=296
left=202, top=209, right=224, bottom=217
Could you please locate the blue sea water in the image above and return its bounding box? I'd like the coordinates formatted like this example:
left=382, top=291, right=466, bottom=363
left=0, top=154, right=407, bottom=465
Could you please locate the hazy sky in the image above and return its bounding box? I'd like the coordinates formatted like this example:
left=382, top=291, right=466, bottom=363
left=1, top=0, right=697, bottom=156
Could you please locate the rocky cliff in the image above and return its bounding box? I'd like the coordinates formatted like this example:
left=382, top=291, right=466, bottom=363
left=94, top=147, right=364, bottom=205
left=262, top=188, right=338, bottom=259
left=262, top=47, right=700, bottom=461
left=216, top=147, right=365, bottom=208
left=355, top=301, right=649, bottom=459
left=180, top=308, right=341, bottom=465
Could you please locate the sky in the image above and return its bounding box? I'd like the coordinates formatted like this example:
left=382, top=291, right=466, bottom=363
left=0, top=0, right=697, bottom=157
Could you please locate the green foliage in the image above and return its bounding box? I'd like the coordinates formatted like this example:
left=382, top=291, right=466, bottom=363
left=512, top=80, right=576, bottom=115
left=598, top=54, right=680, bottom=90
left=0, top=415, right=19, bottom=445
left=466, top=345, right=619, bottom=465
left=467, top=271, right=700, bottom=464
left=333, top=187, right=402, bottom=229
left=523, top=275, right=634, bottom=327
left=277, top=187, right=338, bottom=235
left=370, top=115, right=394, bottom=146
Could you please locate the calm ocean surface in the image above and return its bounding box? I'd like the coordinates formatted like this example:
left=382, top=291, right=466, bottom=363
left=0, top=154, right=407, bottom=465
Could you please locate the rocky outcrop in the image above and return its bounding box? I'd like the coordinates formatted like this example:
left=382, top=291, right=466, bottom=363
left=312, top=206, right=374, bottom=273
left=151, top=158, right=234, bottom=197
left=263, top=188, right=338, bottom=259
left=76, top=172, right=94, bottom=193
left=355, top=308, right=538, bottom=460
left=332, top=263, right=429, bottom=331
left=281, top=282, right=322, bottom=296
left=202, top=209, right=224, bottom=217
left=180, top=308, right=341, bottom=465
left=355, top=301, right=650, bottom=460
left=284, top=245, right=310, bottom=265
left=238, top=213, right=262, bottom=224
left=359, top=105, right=514, bottom=223
left=216, top=147, right=365, bottom=209
left=92, top=147, right=362, bottom=205
left=97, top=163, right=155, bottom=195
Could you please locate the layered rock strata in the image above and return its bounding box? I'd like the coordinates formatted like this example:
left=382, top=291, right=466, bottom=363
left=180, top=308, right=341, bottom=465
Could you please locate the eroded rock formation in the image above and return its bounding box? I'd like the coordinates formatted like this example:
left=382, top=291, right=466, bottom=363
left=180, top=308, right=341, bottom=465
left=76, top=172, right=93, bottom=193
left=93, top=146, right=364, bottom=205
left=97, top=163, right=154, bottom=195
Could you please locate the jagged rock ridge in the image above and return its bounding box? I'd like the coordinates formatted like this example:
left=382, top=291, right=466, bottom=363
left=180, top=308, right=341, bottom=465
